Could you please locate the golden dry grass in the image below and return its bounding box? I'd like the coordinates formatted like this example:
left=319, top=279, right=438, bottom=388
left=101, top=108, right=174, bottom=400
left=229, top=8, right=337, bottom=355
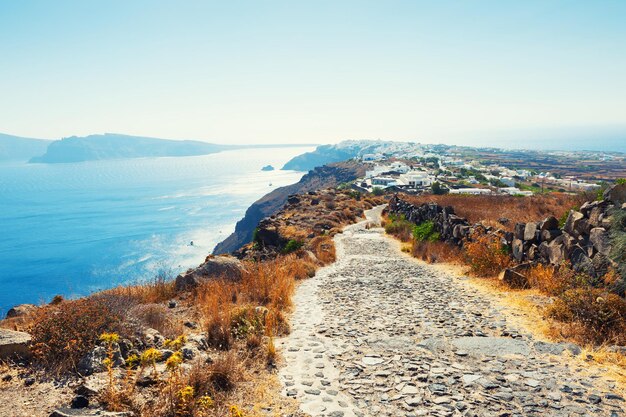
left=403, top=193, right=585, bottom=231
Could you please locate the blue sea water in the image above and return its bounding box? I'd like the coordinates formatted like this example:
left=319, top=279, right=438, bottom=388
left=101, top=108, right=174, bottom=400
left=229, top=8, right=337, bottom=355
left=0, top=147, right=312, bottom=315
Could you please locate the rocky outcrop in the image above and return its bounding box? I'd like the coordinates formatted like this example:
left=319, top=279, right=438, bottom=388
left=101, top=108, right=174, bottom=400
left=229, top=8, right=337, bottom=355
left=175, top=256, right=246, bottom=291
left=0, top=328, right=32, bottom=359
left=5, top=303, right=37, bottom=319
left=389, top=193, right=622, bottom=279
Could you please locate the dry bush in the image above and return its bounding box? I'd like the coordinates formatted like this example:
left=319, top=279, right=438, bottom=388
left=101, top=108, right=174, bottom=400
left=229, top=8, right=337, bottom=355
left=103, top=271, right=176, bottom=305
left=230, top=305, right=264, bottom=340
left=241, top=256, right=296, bottom=308
left=197, top=280, right=235, bottom=350
left=128, top=303, right=182, bottom=339
left=547, top=288, right=626, bottom=345
left=29, top=298, right=124, bottom=374
left=403, top=193, right=586, bottom=231
left=412, top=240, right=462, bottom=264
left=383, top=214, right=414, bottom=242
left=206, top=351, right=242, bottom=393
left=309, top=235, right=336, bottom=264
left=525, top=264, right=588, bottom=296
left=463, top=232, right=511, bottom=277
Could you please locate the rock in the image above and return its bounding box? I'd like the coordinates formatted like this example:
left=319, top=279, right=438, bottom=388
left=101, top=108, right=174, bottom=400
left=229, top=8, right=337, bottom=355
left=5, top=304, right=37, bottom=319
left=71, top=395, right=89, bottom=409
left=287, top=195, right=301, bottom=205
left=136, top=375, right=159, bottom=387
left=143, top=328, right=165, bottom=347
left=570, top=246, right=595, bottom=276
left=540, top=216, right=559, bottom=231
left=261, top=165, right=275, bottom=171
left=564, top=211, right=584, bottom=237
left=167, top=300, right=177, bottom=308
left=74, top=380, right=103, bottom=398
left=181, top=346, right=196, bottom=360
left=175, top=256, right=246, bottom=290
left=547, top=239, right=565, bottom=265
left=524, top=222, right=538, bottom=241
left=0, top=328, right=31, bottom=359
left=158, top=349, right=174, bottom=362
left=589, top=227, right=611, bottom=255
left=540, top=229, right=561, bottom=243
left=451, top=337, right=530, bottom=356
left=77, top=345, right=124, bottom=376
left=604, top=183, right=626, bottom=204
left=533, top=341, right=581, bottom=356
left=49, top=409, right=133, bottom=417
left=512, top=239, right=524, bottom=262
left=500, top=267, right=529, bottom=289
left=527, top=244, right=538, bottom=260
left=514, top=223, right=526, bottom=240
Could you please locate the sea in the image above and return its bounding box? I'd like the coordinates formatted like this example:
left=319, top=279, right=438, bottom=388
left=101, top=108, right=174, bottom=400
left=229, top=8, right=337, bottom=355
left=0, top=147, right=313, bottom=315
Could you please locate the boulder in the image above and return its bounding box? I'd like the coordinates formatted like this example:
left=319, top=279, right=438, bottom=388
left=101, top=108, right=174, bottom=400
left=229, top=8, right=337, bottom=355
left=5, top=304, right=37, bottom=319
left=589, top=227, right=611, bottom=256
left=547, top=239, right=566, bottom=265
left=500, top=267, right=529, bottom=289
left=77, top=345, right=124, bottom=376
left=514, top=223, right=526, bottom=240
left=540, top=216, right=559, bottom=231
left=175, top=256, right=246, bottom=291
left=540, top=229, right=561, bottom=243
left=512, top=239, right=524, bottom=262
left=604, top=183, right=626, bottom=204
left=570, top=246, right=595, bottom=276
left=527, top=244, right=538, bottom=261
left=0, top=328, right=31, bottom=359
left=524, top=222, right=538, bottom=242
left=564, top=211, right=584, bottom=237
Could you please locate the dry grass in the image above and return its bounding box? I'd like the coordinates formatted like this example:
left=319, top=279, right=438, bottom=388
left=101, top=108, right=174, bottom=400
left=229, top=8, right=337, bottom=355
left=403, top=193, right=585, bottom=230
left=463, top=232, right=511, bottom=277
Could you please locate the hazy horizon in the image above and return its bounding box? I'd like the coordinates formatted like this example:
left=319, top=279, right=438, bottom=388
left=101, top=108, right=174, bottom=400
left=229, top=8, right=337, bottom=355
left=1, top=1, right=625, bottom=145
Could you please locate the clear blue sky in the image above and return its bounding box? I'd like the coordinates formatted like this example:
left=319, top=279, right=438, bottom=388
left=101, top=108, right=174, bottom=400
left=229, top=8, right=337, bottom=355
left=1, top=1, right=625, bottom=145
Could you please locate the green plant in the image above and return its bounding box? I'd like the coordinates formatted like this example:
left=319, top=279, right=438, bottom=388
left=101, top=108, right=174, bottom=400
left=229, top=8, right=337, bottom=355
left=412, top=221, right=439, bottom=242
left=282, top=239, right=303, bottom=254
left=372, top=187, right=384, bottom=196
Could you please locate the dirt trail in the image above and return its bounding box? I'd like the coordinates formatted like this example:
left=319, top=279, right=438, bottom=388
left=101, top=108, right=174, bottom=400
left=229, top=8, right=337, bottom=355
left=278, top=206, right=625, bottom=417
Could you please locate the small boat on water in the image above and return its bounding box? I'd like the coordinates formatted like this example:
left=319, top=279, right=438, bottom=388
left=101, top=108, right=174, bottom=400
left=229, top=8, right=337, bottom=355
left=269, top=182, right=272, bottom=186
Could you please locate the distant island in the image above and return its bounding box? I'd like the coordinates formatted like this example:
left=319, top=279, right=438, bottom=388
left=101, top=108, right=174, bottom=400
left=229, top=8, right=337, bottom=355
left=0, top=134, right=52, bottom=161
left=0, top=132, right=317, bottom=164
left=29, top=133, right=232, bottom=163
left=261, top=165, right=275, bottom=171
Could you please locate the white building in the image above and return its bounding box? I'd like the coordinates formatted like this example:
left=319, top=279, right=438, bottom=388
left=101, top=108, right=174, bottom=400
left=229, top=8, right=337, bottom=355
left=449, top=188, right=493, bottom=195
left=499, top=187, right=533, bottom=196
left=398, top=170, right=433, bottom=188
left=371, top=177, right=397, bottom=187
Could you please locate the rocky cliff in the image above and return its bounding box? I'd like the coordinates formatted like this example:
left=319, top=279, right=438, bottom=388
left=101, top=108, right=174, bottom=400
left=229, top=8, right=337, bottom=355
left=212, top=161, right=366, bottom=255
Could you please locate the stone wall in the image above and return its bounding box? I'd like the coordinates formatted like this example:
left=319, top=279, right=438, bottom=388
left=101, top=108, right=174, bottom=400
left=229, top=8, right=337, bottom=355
left=388, top=183, right=626, bottom=279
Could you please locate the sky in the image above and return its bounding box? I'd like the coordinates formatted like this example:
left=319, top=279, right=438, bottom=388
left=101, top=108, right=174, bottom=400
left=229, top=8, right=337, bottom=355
left=1, top=0, right=625, bottom=146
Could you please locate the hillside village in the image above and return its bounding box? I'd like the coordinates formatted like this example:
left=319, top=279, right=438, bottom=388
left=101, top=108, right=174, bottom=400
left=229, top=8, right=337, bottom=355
left=353, top=151, right=601, bottom=197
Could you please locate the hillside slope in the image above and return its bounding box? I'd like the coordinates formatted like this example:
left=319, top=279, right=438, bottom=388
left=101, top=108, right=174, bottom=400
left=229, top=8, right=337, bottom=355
left=0, top=134, right=52, bottom=161
left=212, top=161, right=366, bottom=254
left=29, top=133, right=229, bottom=163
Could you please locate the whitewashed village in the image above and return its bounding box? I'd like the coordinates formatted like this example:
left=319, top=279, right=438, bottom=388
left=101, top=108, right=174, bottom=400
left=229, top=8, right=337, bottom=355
left=343, top=140, right=604, bottom=196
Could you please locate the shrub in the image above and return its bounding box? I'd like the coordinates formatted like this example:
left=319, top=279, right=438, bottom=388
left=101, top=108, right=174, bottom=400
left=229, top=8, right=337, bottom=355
left=547, top=288, right=626, bottom=345
left=412, top=221, right=439, bottom=242
left=282, top=239, right=303, bottom=254
left=230, top=305, right=264, bottom=340
left=463, top=232, right=511, bottom=277
left=372, top=187, right=384, bottom=196
left=384, top=214, right=414, bottom=242
left=309, top=235, right=336, bottom=264
left=29, top=297, right=124, bottom=374
left=128, top=303, right=182, bottom=339
left=412, top=240, right=462, bottom=264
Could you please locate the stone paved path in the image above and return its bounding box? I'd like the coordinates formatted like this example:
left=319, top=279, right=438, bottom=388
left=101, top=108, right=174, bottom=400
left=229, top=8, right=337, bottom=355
left=278, top=207, right=625, bottom=417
